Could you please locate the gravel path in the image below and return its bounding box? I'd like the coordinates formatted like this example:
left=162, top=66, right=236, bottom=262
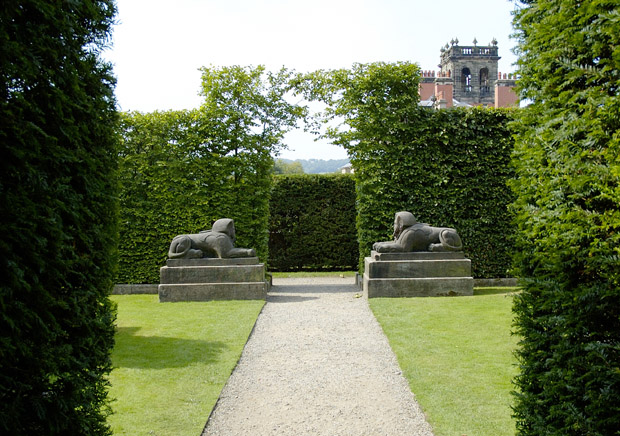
left=201, top=277, right=435, bottom=436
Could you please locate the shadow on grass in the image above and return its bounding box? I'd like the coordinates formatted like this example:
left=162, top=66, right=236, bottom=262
left=474, top=287, right=521, bottom=296
left=113, top=327, right=228, bottom=370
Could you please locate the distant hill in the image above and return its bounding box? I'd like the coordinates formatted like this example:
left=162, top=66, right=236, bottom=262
left=278, top=158, right=349, bottom=174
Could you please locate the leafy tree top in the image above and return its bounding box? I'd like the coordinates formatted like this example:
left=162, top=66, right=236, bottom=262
left=199, top=65, right=307, bottom=160
left=292, top=62, right=422, bottom=157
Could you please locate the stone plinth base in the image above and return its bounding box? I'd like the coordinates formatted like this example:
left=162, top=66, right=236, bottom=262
left=363, top=251, right=473, bottom=298
left=159, top=257, right=267, bottom=302
left=158, top=282, right=267, bottom=302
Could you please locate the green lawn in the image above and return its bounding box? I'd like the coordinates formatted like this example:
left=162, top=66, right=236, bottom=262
left=108, top=295, right=264, bottom=436
left=108, top=287, right=517, bottom=436
left=370, top=288, right=519, bottom=436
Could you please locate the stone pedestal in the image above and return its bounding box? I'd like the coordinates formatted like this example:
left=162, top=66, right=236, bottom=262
left=363, top=251, right=473, bottom=298
left=158, top=257, right=268, bottom=302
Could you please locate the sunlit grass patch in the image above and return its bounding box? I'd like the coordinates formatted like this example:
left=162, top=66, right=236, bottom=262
left=108, top=295, right=264, bottom=436
left=370, top=288, right=518, bottom=436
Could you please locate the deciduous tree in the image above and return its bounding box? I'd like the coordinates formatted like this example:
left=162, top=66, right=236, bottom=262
left=295, top=63, right=515, bottom=276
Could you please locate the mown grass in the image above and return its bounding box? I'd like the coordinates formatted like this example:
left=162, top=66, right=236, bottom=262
left=108, top=295, right=264, bottom=436
left=370, top=288, right=519, bottom=436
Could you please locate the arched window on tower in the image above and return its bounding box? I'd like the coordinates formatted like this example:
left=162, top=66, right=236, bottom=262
left=461, top=67, right=472, bottom=93
left=480, top=68, right=489, bottom=94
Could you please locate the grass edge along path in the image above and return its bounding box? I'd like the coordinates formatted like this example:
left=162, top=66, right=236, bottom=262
left=370, top=288, right=519, bottom=436
left=108, top=295, right=264, bottom=436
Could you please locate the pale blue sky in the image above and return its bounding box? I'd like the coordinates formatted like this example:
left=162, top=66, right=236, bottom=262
left=104, top=0, right=519, bottom=159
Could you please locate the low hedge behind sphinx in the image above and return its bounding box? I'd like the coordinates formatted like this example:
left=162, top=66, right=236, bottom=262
left=269, top=174, right=358, bottom=271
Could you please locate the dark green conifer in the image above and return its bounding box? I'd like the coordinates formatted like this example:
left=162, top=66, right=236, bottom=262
left=0, top=1, right=118, bottom=434
left=511, top=1, right=620, bottom=434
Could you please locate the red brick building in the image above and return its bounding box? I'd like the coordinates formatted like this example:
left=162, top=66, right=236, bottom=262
left=419, top=38, right=518, bottom=109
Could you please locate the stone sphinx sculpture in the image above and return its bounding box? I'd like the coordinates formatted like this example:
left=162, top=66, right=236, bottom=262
left=167, top=218, right=256, bottom=259
left=372, top=211, right=463, bottom=253
left=364, top=211, right=472, bottom=298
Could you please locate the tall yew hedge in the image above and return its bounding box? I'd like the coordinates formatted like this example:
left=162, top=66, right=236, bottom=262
left=298, top=63, right=515, bottom=277
left=0, top=1, right=118, bottom=434
left=117, top=66, right=304, bottom=283
left=511, top=1, right=620, bottom=434
left=269, top=174, right=358, bottom=271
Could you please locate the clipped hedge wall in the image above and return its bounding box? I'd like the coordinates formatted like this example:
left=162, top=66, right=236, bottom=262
left=0, top=1, right=118, bottom=433
left=354, top=107, right=516, bottom=277
left=269, top=174, right=358, bottom=271
left=301, top=63, right=515, bottom=277
left=117, top=110, right=273, bottom=283
left=118, top=63, right=516, bottom=281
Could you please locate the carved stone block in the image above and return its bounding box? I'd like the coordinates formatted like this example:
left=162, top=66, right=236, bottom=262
left=363, top=251, right=473, bottom=298
left=158, top=257, right=267, bottom=302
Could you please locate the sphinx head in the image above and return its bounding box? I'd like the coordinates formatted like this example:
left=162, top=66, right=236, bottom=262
left=212, top=218, right=236, bottom=242
left=393, top=211, right=417, bottom=239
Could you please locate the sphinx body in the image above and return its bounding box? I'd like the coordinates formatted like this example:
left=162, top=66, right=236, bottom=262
left=372, top=211, right=462, bottom=253
left=167, top=218, right=256, bottom=259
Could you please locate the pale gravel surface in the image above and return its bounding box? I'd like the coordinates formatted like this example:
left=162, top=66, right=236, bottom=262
left=201, top=277, right=435, bottom=436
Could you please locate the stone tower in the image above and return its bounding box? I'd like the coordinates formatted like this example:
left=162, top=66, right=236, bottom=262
left=439, top=37, right=500, bottom=106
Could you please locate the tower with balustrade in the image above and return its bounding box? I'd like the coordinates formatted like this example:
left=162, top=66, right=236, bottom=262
left=439, top=37, right=500, bottom=107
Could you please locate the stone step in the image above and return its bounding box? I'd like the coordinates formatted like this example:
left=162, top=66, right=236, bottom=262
left=363, top=276, right=474, bottom=298
left=158, top=282, right=267, bottom=302
left=166, top=257, right=259, bottom=267
left=160, top=264, right=265, bottom=284
left=364, top=258, right=471, bottom=279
